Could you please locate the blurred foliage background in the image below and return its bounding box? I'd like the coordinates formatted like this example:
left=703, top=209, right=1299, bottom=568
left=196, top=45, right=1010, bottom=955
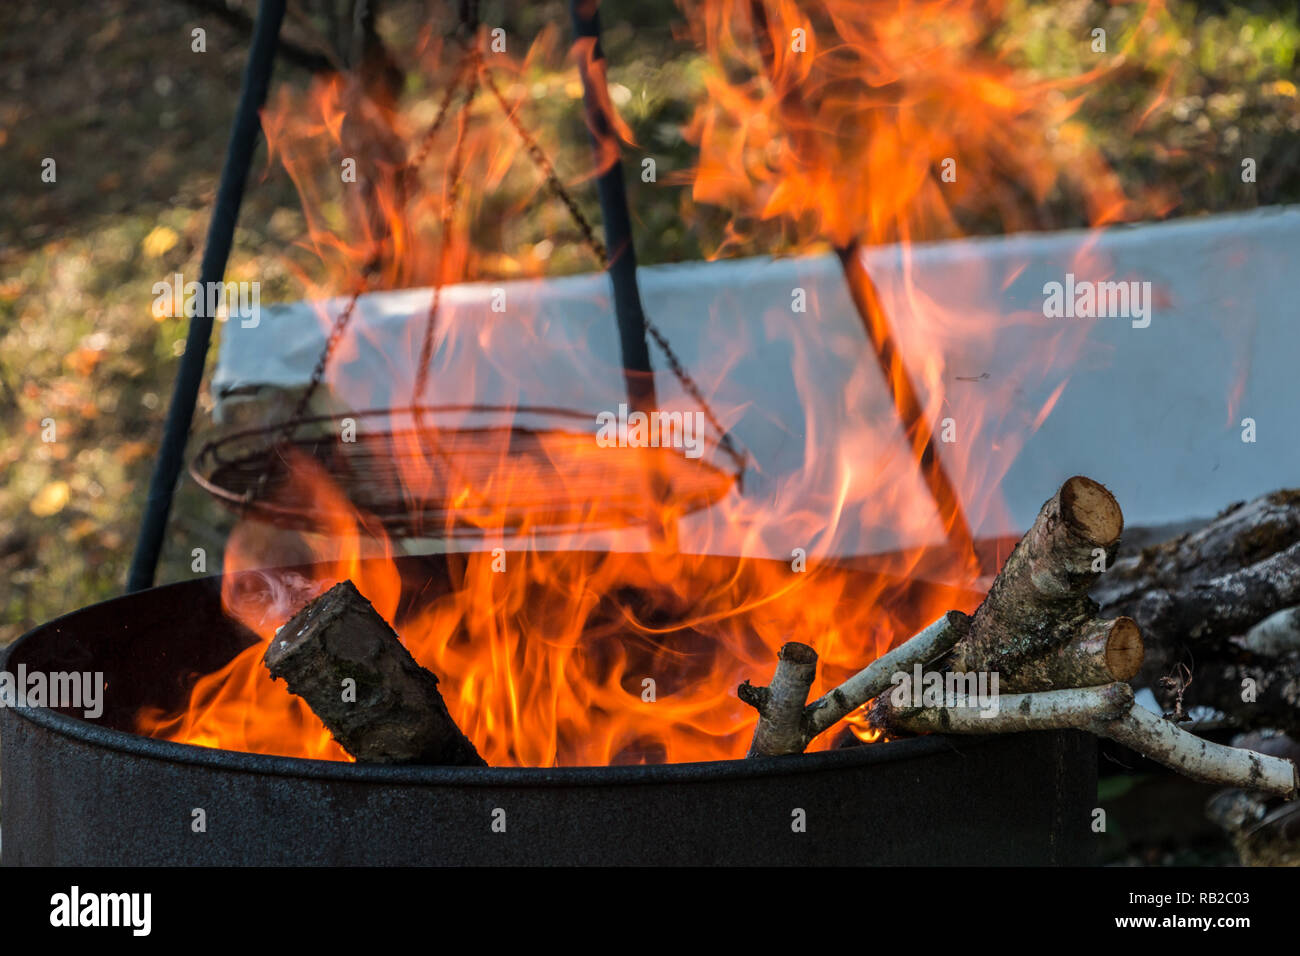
left=1, top=0, right=1298, bottom=647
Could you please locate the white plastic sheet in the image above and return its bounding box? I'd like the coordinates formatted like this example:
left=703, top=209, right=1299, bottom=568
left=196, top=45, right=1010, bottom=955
left=213, top=207, right=1300, bottom=555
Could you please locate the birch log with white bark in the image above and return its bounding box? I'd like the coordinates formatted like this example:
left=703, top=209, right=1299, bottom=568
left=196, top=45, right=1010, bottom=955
left=952, top=476, right=1123, bottom=675
left=874, top=683, right=1299, bottom=798
left=738, top=642, right=819, bottom=758
left=999, top=616, right=1143, bottom=692
left=801, top=611, right=969, bottom=739
left=1098, top=703, right=1299, bottom=797
left=739, top=612, right=969, bottom=757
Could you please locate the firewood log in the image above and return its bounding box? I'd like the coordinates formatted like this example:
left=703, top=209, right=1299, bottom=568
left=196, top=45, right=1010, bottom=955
left=871, top=683, right=1299, bottom=798
left=1159, top=647, right=1300, bottom=736
left=951, top=475, right=1124, bottom=676
left=999, top=616, right=1143, bottom=692
left=1104, top=541, right=1300, bottom=649
left=738, top=612, right=968, bottom=757
left=871, top=681, right=1136, bottom=736
left=1243, top=606, right=1300, bottom=656
left=1092, top=490, right=1300, bottom=730
left=1207, top=732, right=1300, bottom=866
left=264, top=580, right=485, bottom=766
left=1094, top=489, right=1300, bottom=614
left=738, top=642, right=819, bottom=758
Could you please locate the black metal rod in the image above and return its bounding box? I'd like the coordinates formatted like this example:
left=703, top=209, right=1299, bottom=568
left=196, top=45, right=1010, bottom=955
left=127, top=0, right=288, bottom=592
left=568, top=0, right=658, bottom=415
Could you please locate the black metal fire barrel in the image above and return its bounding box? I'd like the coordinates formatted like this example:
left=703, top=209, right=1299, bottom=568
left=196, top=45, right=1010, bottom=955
left=0, top=559, right=1097, bottom=865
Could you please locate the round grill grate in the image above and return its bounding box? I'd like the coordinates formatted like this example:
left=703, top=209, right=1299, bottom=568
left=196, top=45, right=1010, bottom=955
left=191, top=405, right=741, bottom=537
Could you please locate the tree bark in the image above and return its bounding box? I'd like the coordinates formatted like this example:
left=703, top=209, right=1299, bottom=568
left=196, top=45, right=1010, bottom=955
left=739, top=612, right=969, bottom=757
left=1092, top=490, right=1300, bottom=731
left=802, top=611, right=969, bottom=738
left=739, top=642, right=819, bottom=758
left=1094, top=489, right=1300, bottom=612
left=1243, top=606, right=1300, bottom=656
left=872, top=682, right=1136, bottom=736
left=1109, top=541, right=1300, bottom=649
left=1098, top=703, right=1298, bottom=798
left=874, top=683, right=1299, bottom=798
left=264, top=579, right=485, bottom=766
left=998, top=616, right=1143, bottom=692
left=951, top=475, right=1123, bottom=675
left=1163, top=647, right=1300, bottom=735
left=1207, top=732, right=1300, bottom=866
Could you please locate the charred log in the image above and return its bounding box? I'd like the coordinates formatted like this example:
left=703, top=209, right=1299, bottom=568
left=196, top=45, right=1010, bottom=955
left=264, top=579, right=485, bottom=766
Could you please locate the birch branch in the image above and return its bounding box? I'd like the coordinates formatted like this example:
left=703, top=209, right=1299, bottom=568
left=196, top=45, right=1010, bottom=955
left=873, top=682, right=1135, bottom=735
left=738, top=642, right=818, bottom=758
left=1001, top=616, right=1143, bottom=692
left=802, top=611, right=969, bottom=740
left=875, top=682, right=1299, bottom=798
left=953, top=475, right=1124, bottom=676
left=1098, top=702, right=1299, bottom=797
left=739, top=611, right=969, bottom=757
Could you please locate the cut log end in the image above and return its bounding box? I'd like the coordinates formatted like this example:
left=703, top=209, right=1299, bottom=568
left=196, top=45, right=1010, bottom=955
left=776, top=641, right=819, bottom=669
left=741, top=641, right=819, bottom=758
left=1060, top=474, right=1123, bottom=547
left=952, top=475, right=1124, bottom=677
left=999, top=616, right=1145, bottom=692
left=1104, top=617, right=1144, bottom=682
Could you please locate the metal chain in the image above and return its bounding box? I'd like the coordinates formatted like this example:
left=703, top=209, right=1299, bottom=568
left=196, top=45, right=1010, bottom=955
left=406, top=53, right=473, bottom=175
left=412, top=66, right=478, bottom=405
left=477, top=60, right=748, bottom=474
left=254, top=48, right=477, bottom=500
left=273, top=258, right=379, bottom=452
left=477, top=64, right=608, bottom=264
left=257, top=29, right=747, bottom=503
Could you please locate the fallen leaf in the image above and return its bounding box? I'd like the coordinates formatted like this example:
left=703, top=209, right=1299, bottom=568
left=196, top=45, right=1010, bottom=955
left=65, top=346, right=103, bottom=377
left=118, top=439, right=153, bottom=464
left=30, top=480, right=70, bottom=517
left=142, top=225, right=179, bottom=258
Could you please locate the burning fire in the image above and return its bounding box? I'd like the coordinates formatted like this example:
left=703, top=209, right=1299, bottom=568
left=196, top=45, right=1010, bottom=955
left=140, top=2, right=1170, bottom=766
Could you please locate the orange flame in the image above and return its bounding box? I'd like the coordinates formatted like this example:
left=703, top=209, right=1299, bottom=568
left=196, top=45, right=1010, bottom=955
left=141, top=4, right=1171, bottom=766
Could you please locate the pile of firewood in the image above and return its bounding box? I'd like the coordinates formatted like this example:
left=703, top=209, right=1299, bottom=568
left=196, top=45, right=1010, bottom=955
left=1092, top=487, right=1300, bottom=863
left=263, top=475, right=1299, bottom=859
left=739, top=477, right=1298, bottom=801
